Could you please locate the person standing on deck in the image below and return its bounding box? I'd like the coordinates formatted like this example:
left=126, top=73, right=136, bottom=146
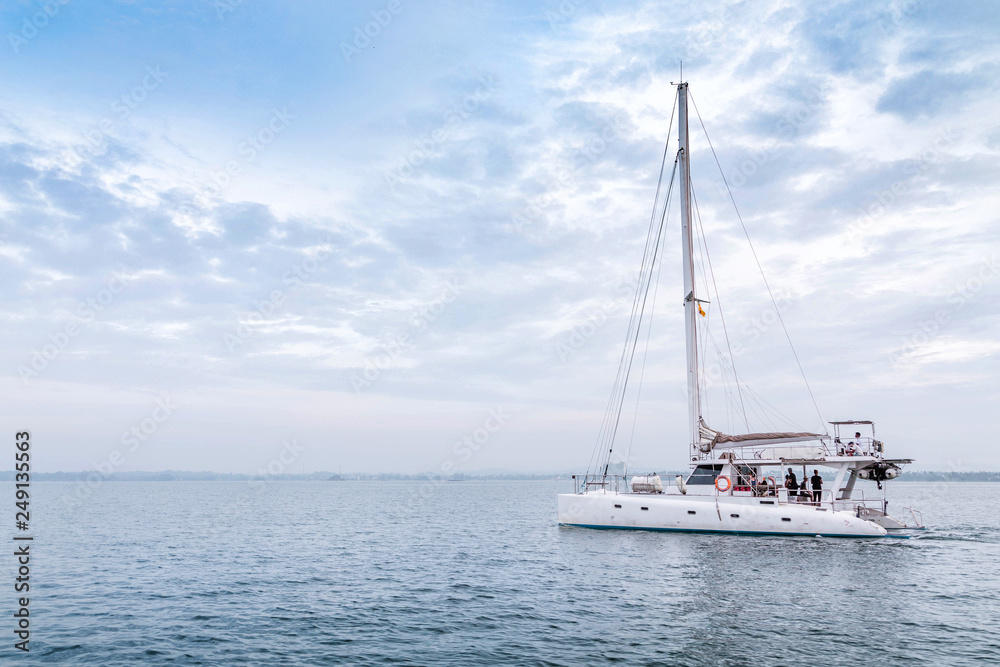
left=810, top=470, right=823, bottom=503
left=784, top=470, right=798, bottom=500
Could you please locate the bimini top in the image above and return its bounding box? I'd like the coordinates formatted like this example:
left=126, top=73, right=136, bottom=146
left=829, top=420, right=873, bottom=425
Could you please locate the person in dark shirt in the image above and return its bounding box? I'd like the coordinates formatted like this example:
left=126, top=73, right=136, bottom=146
left=784, top=468, right=798, bottom=500
left=810, top=470, right=823, bottom=503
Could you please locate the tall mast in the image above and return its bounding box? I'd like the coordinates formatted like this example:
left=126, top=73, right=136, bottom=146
left=677, top=82, right=701, bottom=457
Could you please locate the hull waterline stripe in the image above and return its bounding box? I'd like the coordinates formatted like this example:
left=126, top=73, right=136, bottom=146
left=558, top=522, right=888, bottom=538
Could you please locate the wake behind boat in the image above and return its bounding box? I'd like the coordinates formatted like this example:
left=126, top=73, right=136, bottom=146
left=557, top=81, right=923, bottom=538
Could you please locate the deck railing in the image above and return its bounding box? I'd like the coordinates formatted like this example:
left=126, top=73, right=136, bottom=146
left=571, top=475, right=891, bottom=514
left=831, top=436, right=885, bottom=458
left=571, top=474, right=632, bottom=494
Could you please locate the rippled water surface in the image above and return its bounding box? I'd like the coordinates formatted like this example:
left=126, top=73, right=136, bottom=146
left=8, top=480, right=1000, bottom=664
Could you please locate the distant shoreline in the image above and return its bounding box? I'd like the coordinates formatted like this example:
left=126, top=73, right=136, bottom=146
left=1, top=471, right=999, bottom=482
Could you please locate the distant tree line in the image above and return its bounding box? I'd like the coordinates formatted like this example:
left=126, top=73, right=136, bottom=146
left=895, top=471, right=1000, bottom=482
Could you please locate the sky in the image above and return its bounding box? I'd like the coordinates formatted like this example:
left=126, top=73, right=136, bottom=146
left=1, top=0, right=998, bottom=475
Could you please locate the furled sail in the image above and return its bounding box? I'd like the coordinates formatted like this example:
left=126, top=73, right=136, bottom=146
left=698, top=420, right=823, bottom=452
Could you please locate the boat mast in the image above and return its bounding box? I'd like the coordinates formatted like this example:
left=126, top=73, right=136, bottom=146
left=677, top=82, right=701, bottom=458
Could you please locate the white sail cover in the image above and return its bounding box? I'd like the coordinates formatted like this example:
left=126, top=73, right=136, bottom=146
left=699, top=420, right=823, bottom=452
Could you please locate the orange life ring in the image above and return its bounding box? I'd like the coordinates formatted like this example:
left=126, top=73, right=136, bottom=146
left=715, top=475, right=731, bottom=492
left=766, top=476, right=776, bottom=486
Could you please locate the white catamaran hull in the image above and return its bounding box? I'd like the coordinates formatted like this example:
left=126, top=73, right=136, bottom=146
left=558, top=492, right=887, bottom=537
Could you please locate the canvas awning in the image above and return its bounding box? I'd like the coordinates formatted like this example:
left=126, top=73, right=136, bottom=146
left=699, top=420, right=824, bottom=452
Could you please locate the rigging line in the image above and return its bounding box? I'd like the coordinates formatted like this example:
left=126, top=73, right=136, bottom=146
left=621, top=238, right=663, bottom=476
left=603, top=162, right=675, bottom=474
left=688, top=90, right=828, bottom=434
left=690, top=180, right=750, bottom=431
left=704, top=330, right=747, bottom=431
left=622, top=163, right=675, bottom=475
left=693, top=233, right=739, bottom=434
left=601, top=162, right=677, bottom=476
left=698, top=311, right=714, bottom=423
left=588, top=170, right=663, bottom=475
left=729, top=364, right=808, bottom=433
left=723, top=373, right=735, bottom=435
left=735, top=385, right=780, bottom=432
left=588, top=187, right=662, bottom=477
left=594, top=100, right=679, bottom=477
left=593, top=168, right=668, bottom=475
left=692, top=209, right=734, bottom=432
left=692, top=225, right=712, bottom=392
left=692, top=215, right=711, bottom=398
left=590, top=99, right=679, bottom=477
left=745, top=389, right=794, bottom=432
left=739, top=382, right=778, bottom=432
left=704, top=323, right=808, bottom=432
left=699, top=302, right=712, bottom=427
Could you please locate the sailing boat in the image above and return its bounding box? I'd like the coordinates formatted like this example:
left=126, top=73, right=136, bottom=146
left=557, top=81, right=923, bottom=537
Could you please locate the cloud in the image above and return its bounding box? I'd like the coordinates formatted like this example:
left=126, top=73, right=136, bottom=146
left=876, top=68, right=998, bottom=119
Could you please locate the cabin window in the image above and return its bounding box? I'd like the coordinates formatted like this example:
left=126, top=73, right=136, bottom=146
left=641, top=507, right=649, bottom=511
left=730, top=514, right=740, bottom=518
left=760, top=500, right=774, bottom=505
left=687, top=510, right=697, bottom=515
left=614, top=504, right=622, bottom=509
left=781, top=517, right=792, bottom=522
left=686, top=464, right=724, bottom=485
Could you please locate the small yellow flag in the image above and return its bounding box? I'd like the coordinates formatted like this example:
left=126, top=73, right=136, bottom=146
left=698, top=303, right=706, bottom=317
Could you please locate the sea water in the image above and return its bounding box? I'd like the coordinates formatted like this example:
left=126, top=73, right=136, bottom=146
left=6, top=480, right=999, bottom=664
